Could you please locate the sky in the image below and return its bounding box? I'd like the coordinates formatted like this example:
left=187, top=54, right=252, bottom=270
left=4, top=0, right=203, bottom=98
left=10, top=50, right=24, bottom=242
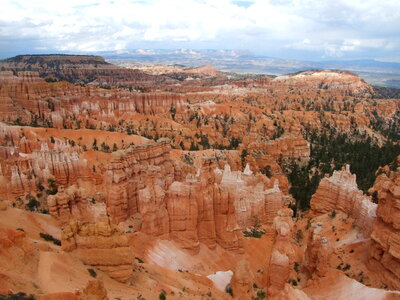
left=0, top=0, right=400, bottom=61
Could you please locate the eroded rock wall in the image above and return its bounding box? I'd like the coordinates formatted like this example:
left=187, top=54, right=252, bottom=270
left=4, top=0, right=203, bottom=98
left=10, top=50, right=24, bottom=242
left=368, top=170, right=400, bottom=290
left=0, top=142, right=88, bottom=198
left=104, top=141, right=174, bottom=228
left=105, top=143, right=286, bottom=252
left=61, top=217, right=134, bottom=283
left=310, top=165, right=377, bottom=236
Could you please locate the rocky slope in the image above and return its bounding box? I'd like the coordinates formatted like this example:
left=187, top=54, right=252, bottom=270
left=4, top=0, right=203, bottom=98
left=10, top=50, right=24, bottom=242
left=0, top=55, right=399, bottom=299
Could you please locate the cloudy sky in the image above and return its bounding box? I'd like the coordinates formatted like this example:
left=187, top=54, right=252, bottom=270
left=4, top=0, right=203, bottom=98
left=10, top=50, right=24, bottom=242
left=1, top=0, right=399, bottom=61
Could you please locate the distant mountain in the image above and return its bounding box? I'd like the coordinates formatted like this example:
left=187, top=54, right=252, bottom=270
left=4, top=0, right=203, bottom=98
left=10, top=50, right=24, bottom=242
left=99, top=50, right=400, bottom=88
left=0, top=54, right=175, bottom=86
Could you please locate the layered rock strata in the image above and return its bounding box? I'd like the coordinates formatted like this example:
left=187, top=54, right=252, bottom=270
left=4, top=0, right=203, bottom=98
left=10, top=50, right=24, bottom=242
left=0, top=72, right=184, bottom=126
left=368, top=170, right=400, bottom=290
left=48, top=185, right=98, bottom=226
left=105, top=143, right=285, bottom=252
left=104, top=141, right=174, bottom=227
left=310, top=165, right=377, bottom=236
left=0, top=142, right=88, bottom=197
left=0, top=55, right=175, bottom=87
left=61, top=217, right=134, bottom=283
left=248, top=136, right=310, bottom=166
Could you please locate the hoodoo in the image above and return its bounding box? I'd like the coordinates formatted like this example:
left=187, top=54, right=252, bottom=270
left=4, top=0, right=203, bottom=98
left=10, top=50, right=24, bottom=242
left=0, top=54, right=399, bottom=299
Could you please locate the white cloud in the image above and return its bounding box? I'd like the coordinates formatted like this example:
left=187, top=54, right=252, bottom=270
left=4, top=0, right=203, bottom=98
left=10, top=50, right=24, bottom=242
left=0, top=0, right=399, bottom=59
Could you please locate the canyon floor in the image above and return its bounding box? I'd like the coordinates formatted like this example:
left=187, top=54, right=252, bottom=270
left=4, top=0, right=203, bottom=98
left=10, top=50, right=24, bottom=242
left=0, top=54, right=399, bottom=299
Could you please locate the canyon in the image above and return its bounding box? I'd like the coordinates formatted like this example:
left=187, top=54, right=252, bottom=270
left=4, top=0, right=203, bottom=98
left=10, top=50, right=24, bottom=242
left=0, top=55, right=399, bottom=299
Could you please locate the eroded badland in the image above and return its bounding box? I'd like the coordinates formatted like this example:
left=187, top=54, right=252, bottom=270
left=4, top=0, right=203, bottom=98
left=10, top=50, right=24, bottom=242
left=0, top=55, right=399, bottom=299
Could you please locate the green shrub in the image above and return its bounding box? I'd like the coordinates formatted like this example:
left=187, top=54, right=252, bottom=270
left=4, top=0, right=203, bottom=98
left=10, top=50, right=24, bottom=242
left=225, top=284, right=233, bottom=296
left=39, top=233, right=61, bottom=246
left=0, top=292, right=35, bottom=299
left=243, top=217, right=265, bottom=238
left=87, top=268, right=97, bottom=278
left=252, top=289, right=266, bottom=300
left=46, top=179, right=58, bottom=195
left=135, top=257, right=144, bottom=264
left=159, top=290, right=167, bottom=300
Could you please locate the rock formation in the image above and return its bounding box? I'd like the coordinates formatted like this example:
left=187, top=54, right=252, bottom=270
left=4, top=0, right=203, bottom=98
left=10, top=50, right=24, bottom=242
left=104, top=141, right=174, bottom=226
left=248, top=136, right=310, bottom=166
left=272, top=284, right=312, bottom=300
left=0, top=140, right=89, bottom=198
left=105, top=142, right=285, bottom=252
left=368, top=170, right=400, bottom=290
left=0, top=55, right=399, bottom=298
left=0, top=54, right=175, bottom=88
left=36, top=280, right=109, bottom=300
left=80, top=280, right=109, bottom=300
left=230, top=259, right=255, bottom=299
left=303, top=222, right=332, bottom=278
left=310, top=165, right=377, bottom=236
left=165, top=163, right=285, bottom=251
left=61, top=217, right=134, bottom=283
left=269, top=70, right=375, bottom=97
left=267, top=208, right=295, bottom=297
left=36, top=292, right=79, bottom=300
left=48, top=185, right=95, bottom=226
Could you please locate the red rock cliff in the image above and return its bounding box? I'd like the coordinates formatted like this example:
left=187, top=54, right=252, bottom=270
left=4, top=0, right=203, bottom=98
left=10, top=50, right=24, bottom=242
left=61, top=217, right=134, bottom=283
left=310, top=165, right=377, bottom=236
left=368, top=170, right=400, bottom=290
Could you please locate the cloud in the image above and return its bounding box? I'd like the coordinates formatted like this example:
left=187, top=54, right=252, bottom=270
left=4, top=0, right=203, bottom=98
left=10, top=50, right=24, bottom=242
left=0, top=0, right=399, bottom=60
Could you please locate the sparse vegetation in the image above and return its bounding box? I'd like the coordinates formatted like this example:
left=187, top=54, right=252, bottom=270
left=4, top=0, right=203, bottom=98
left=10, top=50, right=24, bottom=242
left=281, top=125, right=400, bottom=214
left=87, top=268, right=97, bottom=278
left=159, top=289, right=167, bottom=300
left=0, top=292, right=35, bottom=300
left=135, top=257, right=144, bottom=264
left=39, top=233, right=61, bottom=246
left=294, top=261, right=300, bottom=272
left=25, top=194, right=40, bottom=212
left=295, top=230, right=304, bottom=243
left=225, top=284, right=233, bottom=296
left=343, top=264, right=351, bottom=271
left=240, top=149, right=249, bottom=168
left=243, top=217, right=265, bottom=238
left=288, top=279, right=298, bottom=286
left=182, top=154, right=194, bottom=166
left=252, top=289, right=266, bottom=300
left=260, top=165, right=272, bottom=177
left=46, top=179, right=58, bottom=195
